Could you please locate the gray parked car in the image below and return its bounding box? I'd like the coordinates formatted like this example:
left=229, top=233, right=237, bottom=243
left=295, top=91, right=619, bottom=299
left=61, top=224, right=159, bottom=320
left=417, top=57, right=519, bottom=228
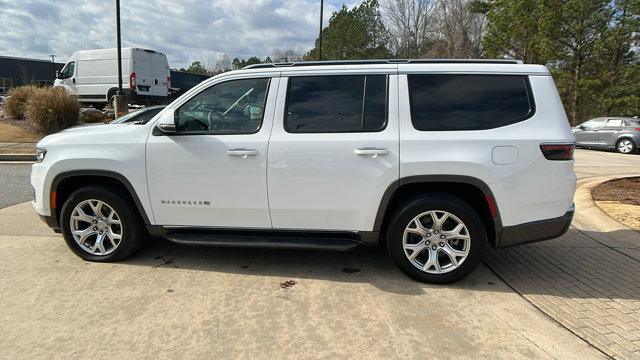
left=572, top=117, right=640, bottom=154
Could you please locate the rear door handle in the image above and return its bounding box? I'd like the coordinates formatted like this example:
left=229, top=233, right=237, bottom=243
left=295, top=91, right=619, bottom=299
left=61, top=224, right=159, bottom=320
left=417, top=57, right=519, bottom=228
left=355, top=147, right=390, bottom=156
left=227, top=148, right=259, bottom=157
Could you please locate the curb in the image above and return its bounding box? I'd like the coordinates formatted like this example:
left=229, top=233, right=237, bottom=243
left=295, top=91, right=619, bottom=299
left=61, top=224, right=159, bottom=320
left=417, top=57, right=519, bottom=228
left=0, top=153, right=35, bottom=161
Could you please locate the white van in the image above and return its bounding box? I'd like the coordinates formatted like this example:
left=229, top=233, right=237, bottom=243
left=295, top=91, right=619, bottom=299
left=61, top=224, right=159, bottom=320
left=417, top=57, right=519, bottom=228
left=54, top=48, right=170, bottom=109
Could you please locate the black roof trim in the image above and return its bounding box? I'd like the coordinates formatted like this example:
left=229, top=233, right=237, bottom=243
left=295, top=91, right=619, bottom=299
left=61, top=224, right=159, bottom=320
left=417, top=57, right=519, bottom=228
left=244, top=59, right=522, bottom=69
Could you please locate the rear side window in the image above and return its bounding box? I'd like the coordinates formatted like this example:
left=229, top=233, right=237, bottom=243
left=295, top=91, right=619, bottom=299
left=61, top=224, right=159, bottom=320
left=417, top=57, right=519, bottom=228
left=605, top=119, right=623, bottom=127
left=285, top=75, right=387, bottom=133
left=408, top=74, right=534, bottom=131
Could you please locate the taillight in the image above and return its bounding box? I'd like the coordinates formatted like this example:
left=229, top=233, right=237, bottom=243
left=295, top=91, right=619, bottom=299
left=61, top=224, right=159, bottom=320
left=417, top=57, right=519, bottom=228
left=540, top=144, right=574, bottom=160
left=129, top=72, right=136, bottom=90
left=635, top=128, right=640, bottom=132
left=167, top=76, right=171, bottom=88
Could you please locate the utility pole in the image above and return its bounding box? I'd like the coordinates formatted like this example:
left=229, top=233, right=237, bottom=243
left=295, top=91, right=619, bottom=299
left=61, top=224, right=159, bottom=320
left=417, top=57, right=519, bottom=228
left=318, top=0, right=323, bottom=61
left=49, top=54, right=56, bottom=83
left=113, top=0, right=128, bottom=116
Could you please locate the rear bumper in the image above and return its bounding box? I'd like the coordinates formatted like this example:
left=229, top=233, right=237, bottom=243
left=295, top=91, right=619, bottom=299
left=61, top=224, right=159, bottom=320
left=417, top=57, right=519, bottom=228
left=494, top=206, right=574, bottom=248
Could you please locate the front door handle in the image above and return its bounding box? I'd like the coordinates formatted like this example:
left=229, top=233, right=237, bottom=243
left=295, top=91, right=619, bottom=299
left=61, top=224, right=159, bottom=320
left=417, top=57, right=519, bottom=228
left=227, top=148, right=259, bottom=157
left=355, top=147, right=390, bottom=156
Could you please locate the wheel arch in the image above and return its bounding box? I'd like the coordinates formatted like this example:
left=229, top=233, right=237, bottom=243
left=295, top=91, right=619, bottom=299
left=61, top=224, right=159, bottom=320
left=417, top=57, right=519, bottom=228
left=374, top=175, right=502, bottom=247
left=51, top=170, right=151, bottom=227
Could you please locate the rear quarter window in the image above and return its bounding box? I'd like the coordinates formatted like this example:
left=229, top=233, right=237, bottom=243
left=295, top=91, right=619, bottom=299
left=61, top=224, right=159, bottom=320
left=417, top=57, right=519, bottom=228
left=408, top=74, right=535, bottom=131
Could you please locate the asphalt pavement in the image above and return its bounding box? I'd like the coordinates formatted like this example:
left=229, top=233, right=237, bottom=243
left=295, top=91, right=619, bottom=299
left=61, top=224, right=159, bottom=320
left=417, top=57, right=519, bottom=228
left=0, top=162, right=32, bottom=209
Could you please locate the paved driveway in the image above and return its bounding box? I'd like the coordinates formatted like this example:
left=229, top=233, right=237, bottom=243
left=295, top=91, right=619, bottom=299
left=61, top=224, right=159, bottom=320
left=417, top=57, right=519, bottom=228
left=0, top=162, right=32, bottom=208
left=574, top=148, right=640, bottom=179
left=0, top=149, right=638, bottom=359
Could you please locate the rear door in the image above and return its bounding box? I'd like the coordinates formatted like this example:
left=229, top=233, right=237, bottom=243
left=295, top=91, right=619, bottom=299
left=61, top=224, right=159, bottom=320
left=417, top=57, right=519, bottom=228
left=598, top=118, right=624, bottom=146
left=267, top=69, right=399, bottom=231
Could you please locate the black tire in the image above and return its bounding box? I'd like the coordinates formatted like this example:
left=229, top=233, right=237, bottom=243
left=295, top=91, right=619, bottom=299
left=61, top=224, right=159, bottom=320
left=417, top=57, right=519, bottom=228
left=60, top=186, right=146, bottom=262
left=91, top=103, right=106, bottom=111
left=616, top=138, right=636, bottom=154
left=386, top=193, right=485, bottom=284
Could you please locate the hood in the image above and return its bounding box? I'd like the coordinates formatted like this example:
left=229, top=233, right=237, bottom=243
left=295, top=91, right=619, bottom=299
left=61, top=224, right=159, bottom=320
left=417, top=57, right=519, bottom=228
left=36, top=122, right=147, bottom=148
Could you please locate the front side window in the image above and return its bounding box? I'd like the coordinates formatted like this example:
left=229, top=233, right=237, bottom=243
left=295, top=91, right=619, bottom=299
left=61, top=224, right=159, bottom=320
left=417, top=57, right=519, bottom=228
left=176, top=78, right=270, bottom=134
left=582, top=118, right=605, bottom=130
left=285, top=75, right=387, bottom=133
left=408, top=74, right=534, bottom=131
left=60, top=62, right=75, bottom=79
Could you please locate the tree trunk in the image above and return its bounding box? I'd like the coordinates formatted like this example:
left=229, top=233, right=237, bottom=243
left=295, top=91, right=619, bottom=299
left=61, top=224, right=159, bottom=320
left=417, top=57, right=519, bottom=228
left=570, top=57, right=581, bottom=126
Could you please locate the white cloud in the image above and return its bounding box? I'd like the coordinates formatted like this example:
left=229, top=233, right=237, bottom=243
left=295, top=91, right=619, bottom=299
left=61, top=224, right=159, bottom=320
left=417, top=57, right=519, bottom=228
left=0, top=0, right=356, bottom=68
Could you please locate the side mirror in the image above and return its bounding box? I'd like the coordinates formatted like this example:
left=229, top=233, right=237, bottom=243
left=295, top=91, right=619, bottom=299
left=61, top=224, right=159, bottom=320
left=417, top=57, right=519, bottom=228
left=153, top=123, right=177, bottom=135
left=55, top=71, right=61, bottom=79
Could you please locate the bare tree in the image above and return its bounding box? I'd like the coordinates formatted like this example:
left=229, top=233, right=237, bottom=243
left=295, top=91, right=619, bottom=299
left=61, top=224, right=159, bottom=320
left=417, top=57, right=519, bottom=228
left=427, top=0, right=486, bottom=58
left=211, top=53, right=232, bottom=75
left=271, top=48, right=305, bottom=62
left=382, top=0, right=437, bottom=58
left=382, top=0, right=487, bottom=58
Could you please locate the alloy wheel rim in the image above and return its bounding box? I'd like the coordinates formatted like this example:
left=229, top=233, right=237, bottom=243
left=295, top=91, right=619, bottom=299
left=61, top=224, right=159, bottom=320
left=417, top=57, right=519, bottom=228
left=70, top=199, right=122, bottom=256
left=402, top=210, right=471, bottom=274
left=618, top=140, right=633, bottom=153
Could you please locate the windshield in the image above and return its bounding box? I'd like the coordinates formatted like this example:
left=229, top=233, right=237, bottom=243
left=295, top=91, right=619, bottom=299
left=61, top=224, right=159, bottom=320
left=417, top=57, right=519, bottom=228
left=110, top=107, right=164, bottom=124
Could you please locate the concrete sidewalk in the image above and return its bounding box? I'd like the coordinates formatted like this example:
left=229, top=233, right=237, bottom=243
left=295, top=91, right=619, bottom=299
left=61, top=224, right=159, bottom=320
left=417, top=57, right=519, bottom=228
left=0, top=142, right=36, bottom=161
left=0, top=202, right=603, bottom=360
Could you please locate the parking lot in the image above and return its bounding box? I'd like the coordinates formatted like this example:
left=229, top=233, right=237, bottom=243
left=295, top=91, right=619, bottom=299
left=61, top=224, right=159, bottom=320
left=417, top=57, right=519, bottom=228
left=0, top=149, right=638, bottom=359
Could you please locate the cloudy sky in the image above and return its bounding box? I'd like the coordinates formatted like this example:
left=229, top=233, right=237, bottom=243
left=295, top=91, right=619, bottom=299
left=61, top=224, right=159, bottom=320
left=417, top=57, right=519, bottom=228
left=0, top=0, right=357, bottom=68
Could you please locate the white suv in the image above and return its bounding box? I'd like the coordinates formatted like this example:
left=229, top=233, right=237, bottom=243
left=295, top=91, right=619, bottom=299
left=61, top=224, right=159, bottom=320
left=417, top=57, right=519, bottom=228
left=31, top=60, right=576, bottom=283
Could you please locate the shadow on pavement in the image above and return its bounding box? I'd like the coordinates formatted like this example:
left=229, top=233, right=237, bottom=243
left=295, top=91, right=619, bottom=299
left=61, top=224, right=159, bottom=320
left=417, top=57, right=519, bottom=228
left=117, top=226, right=640, bottom=300
left=121, top=237, right=507, bottom=296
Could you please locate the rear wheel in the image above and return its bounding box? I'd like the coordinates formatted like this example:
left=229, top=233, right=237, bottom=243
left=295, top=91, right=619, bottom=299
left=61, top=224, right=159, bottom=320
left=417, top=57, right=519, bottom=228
left=387, top=193, right=485, bottom=284
left=60, top=186, right=146, bottom=262
left=616, top=138, right=636, bottom=154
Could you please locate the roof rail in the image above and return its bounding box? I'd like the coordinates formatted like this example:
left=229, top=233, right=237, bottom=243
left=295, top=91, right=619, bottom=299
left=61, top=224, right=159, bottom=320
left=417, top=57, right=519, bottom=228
left=244, top=59, right=522, bottom=69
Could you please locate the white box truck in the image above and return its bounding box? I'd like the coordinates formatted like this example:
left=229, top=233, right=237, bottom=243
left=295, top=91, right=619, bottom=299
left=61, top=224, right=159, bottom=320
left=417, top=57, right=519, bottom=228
left=54, top=48, right=170, bottom=109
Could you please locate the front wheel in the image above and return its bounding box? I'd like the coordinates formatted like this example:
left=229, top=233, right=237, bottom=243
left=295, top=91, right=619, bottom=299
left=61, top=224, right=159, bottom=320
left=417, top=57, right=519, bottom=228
left=387, top=193, right=485, bottom=284
left=616, top=138, right=636, bottom=154
left=60, top=186, right=146, bottom=262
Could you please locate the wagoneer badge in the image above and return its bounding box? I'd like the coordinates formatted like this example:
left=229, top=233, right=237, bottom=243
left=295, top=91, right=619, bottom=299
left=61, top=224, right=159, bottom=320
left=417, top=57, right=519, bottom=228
left=161, top=200, right=211, bottom=206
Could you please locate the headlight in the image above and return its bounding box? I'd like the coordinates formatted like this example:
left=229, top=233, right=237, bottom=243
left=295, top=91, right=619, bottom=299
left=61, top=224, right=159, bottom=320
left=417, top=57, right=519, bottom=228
left=35, top=148, right=47, bottom=163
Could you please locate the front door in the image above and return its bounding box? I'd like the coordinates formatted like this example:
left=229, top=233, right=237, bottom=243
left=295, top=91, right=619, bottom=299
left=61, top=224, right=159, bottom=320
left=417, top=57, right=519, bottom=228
left=55, top=61, right=77, bottom=95
left=267, top=72, right=399, bottom=231
left=146, top=76, right=279, bottom=228
left=574, top=118, right=605, bottom=145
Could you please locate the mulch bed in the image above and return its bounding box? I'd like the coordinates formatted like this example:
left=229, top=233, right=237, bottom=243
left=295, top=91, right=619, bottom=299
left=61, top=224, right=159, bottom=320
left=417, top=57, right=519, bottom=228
left=592, top=177, right=640, bottom=205
left=0, top=109, right=41, bottom=134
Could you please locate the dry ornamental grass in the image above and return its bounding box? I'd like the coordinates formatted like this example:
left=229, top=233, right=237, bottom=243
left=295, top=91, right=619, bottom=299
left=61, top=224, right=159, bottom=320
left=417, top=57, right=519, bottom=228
left=26, top=87, right=80, bottom=134
left=3, top=86, right=38, bottom=119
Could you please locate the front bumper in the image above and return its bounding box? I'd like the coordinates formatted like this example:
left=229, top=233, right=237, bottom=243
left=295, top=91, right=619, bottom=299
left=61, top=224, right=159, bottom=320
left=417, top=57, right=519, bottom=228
left=38, top=213, right=60, bottom=233
left=494, top=206, right=574, bottom=248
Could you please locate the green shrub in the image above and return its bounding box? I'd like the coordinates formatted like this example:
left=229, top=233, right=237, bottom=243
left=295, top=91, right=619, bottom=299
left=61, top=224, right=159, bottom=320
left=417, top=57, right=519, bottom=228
left=4, top=86, right=38, bottom=119
left=27, top=87, right=80, bottom=134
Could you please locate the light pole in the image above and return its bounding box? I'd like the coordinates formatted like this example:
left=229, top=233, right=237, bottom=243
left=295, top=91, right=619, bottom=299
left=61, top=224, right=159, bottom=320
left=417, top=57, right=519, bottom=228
left=113, top=0, right=128, bottom=115
left=49, top=54, right=56, bottom=83
left=116, top=0, right=123, bottom=95
left=318, top=0, right=323, bottom=61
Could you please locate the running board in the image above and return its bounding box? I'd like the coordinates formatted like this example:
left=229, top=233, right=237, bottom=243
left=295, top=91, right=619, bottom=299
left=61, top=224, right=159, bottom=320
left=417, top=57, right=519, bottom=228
left=163, top=231, right=363, bottom=251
